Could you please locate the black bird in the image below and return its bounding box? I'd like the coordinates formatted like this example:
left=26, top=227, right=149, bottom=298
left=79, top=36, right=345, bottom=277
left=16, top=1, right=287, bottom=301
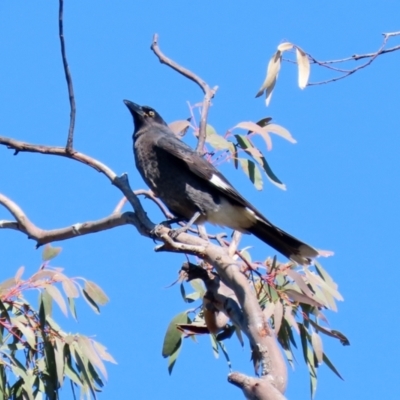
left=124, top=100, right=319, bottom=265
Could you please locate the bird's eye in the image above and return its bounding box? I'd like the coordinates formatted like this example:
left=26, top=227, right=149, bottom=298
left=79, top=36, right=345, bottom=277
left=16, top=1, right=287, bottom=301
left=148, top=110, right=155, bottom=117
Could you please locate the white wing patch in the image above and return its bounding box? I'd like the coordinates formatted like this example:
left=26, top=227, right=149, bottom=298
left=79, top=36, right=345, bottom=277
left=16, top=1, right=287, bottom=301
left=206, top=198, right=257, bottom=230
left=209, top=174, right=230, bottom=191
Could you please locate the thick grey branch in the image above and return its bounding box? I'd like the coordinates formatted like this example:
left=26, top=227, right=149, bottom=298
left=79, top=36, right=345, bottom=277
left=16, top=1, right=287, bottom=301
left=0, top=193, right=141, bottom=246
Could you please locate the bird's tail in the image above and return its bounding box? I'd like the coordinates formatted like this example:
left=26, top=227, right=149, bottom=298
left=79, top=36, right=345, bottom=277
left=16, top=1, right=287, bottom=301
left=248, top=218, right=319, bottom=266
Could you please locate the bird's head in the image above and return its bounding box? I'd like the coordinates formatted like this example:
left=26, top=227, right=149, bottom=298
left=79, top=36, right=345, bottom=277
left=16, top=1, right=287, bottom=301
left=123, top=100, right=167, bottom=135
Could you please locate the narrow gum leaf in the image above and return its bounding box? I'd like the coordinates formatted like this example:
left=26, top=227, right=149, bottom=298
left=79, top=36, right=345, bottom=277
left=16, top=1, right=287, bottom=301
left=322, top=353, right=344, bottom=380
left=210, top=334, right=219, bottom=359
left=92, top=340, right=117, bottom=364
left=84, top=281, right=109, bottom=305
left=305, top=270, right=343, bottom=301
left=45, top=285, right=68, bottom=317
left=311, top=331, right=323, bottom=364
left=255, top=50, right=282, bottom=99
left=168, top=342, right=182, bottom=375
left=235, top=121, right=273, bottom=151
left=265, top=123, right=297, bottom=143
left=62, top=278, right=79, bottom=298
left=12, top=319, right=36, bottom=349
left=239, top=159, right=263, bottom=190
left=284, top=306, right=300, bottom=335
left=277, top=42, right=294, bottom=52
left=189, top=279, right=205, bottom=297
left=162, top=312, right=189, bottom=358
left=286, top=269, right=314, bottom=299
left=314, top=261, right=337, bottom=290
left=263, top=301, right=275, bottom=320
left=82, top=289, right=100, bottom=314
left=15, top=266, right=24, bottom=282
left=54, top=337, right=65, bottom=386
left=296, top=47, right=310, bottom=89
left=265, top=76, right=278, bottom=106
left=78, top=336, right=107, bottom=379
left=0, top=277, right=16, bottom=296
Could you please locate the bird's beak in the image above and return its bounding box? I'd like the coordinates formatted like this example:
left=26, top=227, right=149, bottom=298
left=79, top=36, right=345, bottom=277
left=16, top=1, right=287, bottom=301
left=123, top=100, right=145, bottom=117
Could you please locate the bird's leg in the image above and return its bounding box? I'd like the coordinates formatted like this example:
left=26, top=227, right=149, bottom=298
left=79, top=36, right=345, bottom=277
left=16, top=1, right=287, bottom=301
left=169, top=211, right=201, bottom=239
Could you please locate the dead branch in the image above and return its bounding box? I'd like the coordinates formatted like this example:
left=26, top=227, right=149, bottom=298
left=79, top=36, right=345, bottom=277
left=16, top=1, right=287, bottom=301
left=58, top=0, right=76, bottom=152
left=150, top=34, right=218, bottom=154
left=0, top=193, right=138, bottom=246
left=284, top=31, right=400, bottom=86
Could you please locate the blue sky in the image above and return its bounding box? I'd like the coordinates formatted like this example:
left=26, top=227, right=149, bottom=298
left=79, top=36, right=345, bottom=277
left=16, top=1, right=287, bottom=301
left=1, top=1, right=399, bottom=399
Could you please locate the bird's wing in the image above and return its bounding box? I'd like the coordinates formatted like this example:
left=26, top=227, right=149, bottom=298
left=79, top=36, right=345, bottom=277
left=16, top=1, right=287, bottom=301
left=155, top=133, right=255, bottom=209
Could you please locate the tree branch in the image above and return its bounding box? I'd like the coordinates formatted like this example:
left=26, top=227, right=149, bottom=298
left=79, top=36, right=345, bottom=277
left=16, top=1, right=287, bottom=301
left=306, top=31, right=400, bottom=85
left=150, top=34, right=218, bottom=154
left=58, top=0, right=76, bottom=152
left=0, top=193, right=138, bottom=246
left=0, top=136, right=154, bottom=236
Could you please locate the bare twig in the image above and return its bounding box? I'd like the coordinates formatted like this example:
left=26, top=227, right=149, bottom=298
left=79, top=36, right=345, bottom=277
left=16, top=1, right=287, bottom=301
left=150, top=34, right=218, bottom=154
left=283, top=31, right=400, bottom=86
left=134, top=189, right=174, bottom=219
left=59, top=0, right=76, bottom=152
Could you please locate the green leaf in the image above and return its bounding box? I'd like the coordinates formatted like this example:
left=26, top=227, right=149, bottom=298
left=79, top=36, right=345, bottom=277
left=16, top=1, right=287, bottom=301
left=0, top=277, right=16, bottom=296
left=314, top=261, right=337, bottom=290
left=82, top=289, right=100, bottom=314
left=91, top=340, right=117, bottom=364
left=14, top=266, right=24, bottom=282
left=62, top=278, right=79, bottom=298
left=311, top=331, right=323, bottom=364
left=323, top=352, right=344, bottom=380
left=84, top=281, right=109, bottom=306
left=189, top=279, right=205, bottom=297
left=42, top=244, right=62, bottom=262
left=68, top=297, right=78, bottom=320
left=12, top=319, right=36, bottom=349
left=205, top=125, right=231, bottom=151
left=258, top=155, right=286, bottom=190
left=265, top=123, right=296, bottom=143
left=39, top=289, right=53, bottom=324
left=162, top=312, right=189, bottom=358
left=78, top=336, right=107, bottom=379
left=184, top=292, right=200, bottom=302
left=71, top=343, right=96, bottom=398
left=255, top=50, right=282, bottom=106
left=239, top=159, right=263, bottom=190
left=296, top=46, right=310, bottom=89
left=210, top=334, right=219, bottom=359
left=45, top=285, right=68, bottom=317
left=167, top=342, right=182, bottom=375
left=54, top=337, right=65, bottom=386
